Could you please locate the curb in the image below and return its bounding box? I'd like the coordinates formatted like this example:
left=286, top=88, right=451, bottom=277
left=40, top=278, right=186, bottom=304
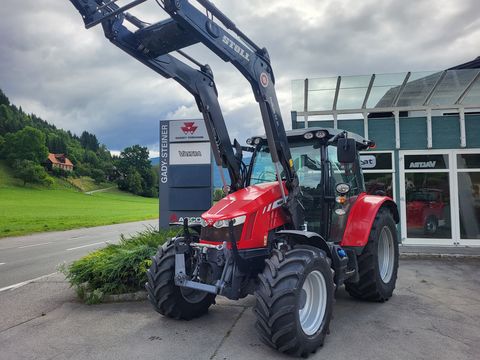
left=103, top=291, right=147, bottom=302
left=400, top=253, right=480, bottom=260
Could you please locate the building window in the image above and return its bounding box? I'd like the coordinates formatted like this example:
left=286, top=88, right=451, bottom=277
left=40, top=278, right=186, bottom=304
left=404, top=154, right=451, bottom=239
left=457, top=153, right=480, bottom=240
left=360, top=151, right=395, bottom=199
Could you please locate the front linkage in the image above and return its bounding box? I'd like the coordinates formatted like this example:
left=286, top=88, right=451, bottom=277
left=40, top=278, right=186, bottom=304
left=172, top=220, right=255, bottom=300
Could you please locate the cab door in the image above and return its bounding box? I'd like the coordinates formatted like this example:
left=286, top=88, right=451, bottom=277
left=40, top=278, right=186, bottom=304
left=327, top=146, right=365, bottom=242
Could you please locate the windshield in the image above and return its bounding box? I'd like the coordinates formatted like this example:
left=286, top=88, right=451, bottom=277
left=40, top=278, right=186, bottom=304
left=250, top=142, right=364, bottom=195
left=250, top=141, right=322, bottom=189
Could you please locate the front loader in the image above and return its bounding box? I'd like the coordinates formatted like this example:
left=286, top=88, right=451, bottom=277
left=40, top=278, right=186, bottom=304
left=67, top=1, right=400, bottom=357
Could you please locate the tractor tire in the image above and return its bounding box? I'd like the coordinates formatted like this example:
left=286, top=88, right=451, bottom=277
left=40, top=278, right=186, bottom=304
left=345, top=208, right=399, bottom=302
left=254, top=245, right=334, bottom=357
left=146, top=239, right=215, bottom=320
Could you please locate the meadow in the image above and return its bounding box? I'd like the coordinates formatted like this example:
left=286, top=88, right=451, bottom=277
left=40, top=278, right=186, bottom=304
left=0, top=162, right=158, bottom=237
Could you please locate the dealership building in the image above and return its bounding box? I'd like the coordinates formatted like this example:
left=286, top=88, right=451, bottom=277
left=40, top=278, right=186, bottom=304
left=291, top=58, right=480, bottom=246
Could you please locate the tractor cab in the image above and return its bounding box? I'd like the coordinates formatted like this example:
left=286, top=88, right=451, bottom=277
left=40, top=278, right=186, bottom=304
left=247, top=128, right=374, bottom=238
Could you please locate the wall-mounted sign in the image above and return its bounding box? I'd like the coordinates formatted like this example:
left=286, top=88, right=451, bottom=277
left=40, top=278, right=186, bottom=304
left=360, top=152, right=393, bottom=170
left=159, top=119, right=212, bottom=229
left=405, top=154, right=448, bottom=170
left=360, top=155, right=376, bottom=169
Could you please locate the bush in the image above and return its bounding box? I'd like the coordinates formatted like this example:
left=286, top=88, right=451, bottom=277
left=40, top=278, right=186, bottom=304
left=62, top=228, right=178, bottom=304
left=13, top=159, right=53, bottom=186
left=213, top=188, right=225, bottom=202
left=91, top=168, right=106, bottom=184
left=51, top=167, right=70, bottom=178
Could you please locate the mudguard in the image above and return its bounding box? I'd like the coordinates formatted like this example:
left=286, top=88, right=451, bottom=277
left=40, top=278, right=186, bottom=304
left=340, top=193, right=399, bottom=248
left=276, top=230, right=332, bottom=258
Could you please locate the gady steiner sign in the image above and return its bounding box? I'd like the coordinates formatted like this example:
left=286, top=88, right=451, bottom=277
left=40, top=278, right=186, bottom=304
left=159, top=119, right=212, bottom=228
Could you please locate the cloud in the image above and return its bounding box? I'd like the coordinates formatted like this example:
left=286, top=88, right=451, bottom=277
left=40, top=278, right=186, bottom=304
left=0, top=0, right=478, bottom=153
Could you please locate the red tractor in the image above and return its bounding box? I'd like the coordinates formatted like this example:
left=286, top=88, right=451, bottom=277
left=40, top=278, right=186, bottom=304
left=68, top=0, right=400, bottom=356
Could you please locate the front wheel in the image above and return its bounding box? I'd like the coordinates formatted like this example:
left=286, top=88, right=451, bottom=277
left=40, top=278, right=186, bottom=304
left=145, top=239, right=216, bottom=320
left=345, top=208, right=399, bottom=302
left=254, top=246, right=334, bottom=357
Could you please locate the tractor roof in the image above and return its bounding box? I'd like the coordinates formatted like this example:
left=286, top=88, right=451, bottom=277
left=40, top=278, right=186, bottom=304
left=248, top=127, right=374, bottom=150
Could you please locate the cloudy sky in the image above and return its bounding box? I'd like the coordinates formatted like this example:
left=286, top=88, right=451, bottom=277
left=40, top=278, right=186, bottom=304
left=1, top=0, right=479, bottom=156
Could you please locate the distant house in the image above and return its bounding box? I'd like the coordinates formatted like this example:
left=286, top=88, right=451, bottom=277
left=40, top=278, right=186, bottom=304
left=46, top=153, right=74, bottom=172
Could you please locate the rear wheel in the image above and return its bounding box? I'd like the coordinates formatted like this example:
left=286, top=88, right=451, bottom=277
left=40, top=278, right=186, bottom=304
left=254, top=245, right=334, bottom=357
left=345, top=208, right=399, bottom=302
left=145, top=239, right=216, bottom=320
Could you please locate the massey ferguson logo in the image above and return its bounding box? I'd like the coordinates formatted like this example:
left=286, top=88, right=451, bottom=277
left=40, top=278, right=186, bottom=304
left=181, top=122, right=198, bottom=135
left=222, top=35, right=250, bottom=62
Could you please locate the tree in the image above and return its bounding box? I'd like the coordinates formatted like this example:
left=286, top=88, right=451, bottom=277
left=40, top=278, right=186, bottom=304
left=116, top=145, right=156, bottom=196
left=0, top=89, right=10, bottom=107
left=0, top=135, right=4, bottom=158
left=119, top=168, right=143, bottom=195
left=3, top=126, right=49, bottom=165
left=80, top=131, right=99, bottom=152
left=13, top=160, right=53, bottom=186
left=117, top=145, right=151, bottom=177
left=47, top=133, right=68, bottom=154
left=91, top=168, right=106, bottom=184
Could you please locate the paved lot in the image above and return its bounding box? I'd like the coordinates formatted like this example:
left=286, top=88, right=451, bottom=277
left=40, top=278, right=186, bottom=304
left=0, top=258, right=479, bottom=360
left=0, top=219, right=158, bottom=289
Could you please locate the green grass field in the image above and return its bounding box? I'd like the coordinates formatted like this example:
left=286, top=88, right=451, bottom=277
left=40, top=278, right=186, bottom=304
left=0, top=162, right=158, bottom=238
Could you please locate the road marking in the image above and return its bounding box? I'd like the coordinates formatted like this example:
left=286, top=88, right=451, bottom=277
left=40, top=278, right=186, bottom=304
left=66, top=242, right=106, bottom=251
left=18, top=242, right=53, bottom=249
left=0, top=272, right=57, bottom=293
left=0, top=263, right=5, bottom=266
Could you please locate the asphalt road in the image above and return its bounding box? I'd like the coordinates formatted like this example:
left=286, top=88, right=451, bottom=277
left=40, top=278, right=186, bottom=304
left=0, top=219, right=158, bottom=290
left=0, top=259, right=479, bottom=360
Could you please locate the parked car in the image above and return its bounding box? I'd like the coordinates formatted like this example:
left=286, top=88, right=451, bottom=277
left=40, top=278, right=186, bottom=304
left=406, top=188, right=446, bottom=235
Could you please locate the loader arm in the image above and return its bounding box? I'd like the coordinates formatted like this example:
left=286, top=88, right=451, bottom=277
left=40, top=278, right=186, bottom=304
left=68, top=0, right=244, bottom=190
left=68, top=0, right=304, bottom=228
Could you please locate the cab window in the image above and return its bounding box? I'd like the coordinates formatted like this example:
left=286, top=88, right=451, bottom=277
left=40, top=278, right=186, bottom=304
left=327, top=145, right=364, bottom=195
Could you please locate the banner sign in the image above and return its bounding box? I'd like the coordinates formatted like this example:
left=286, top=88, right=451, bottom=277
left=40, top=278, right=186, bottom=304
left=159, top=119, right=212, bottom=229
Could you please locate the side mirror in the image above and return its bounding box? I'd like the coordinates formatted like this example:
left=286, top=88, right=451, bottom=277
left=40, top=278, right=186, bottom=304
left=337, top=138, right=356, bottom=163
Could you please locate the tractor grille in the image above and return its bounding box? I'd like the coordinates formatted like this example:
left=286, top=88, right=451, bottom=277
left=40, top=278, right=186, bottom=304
left=200, top=225, right=244, bottom=243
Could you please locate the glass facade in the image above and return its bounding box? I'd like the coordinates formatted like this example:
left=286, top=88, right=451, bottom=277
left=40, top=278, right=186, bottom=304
left=292, top=69, right=480, bottom=113
left=291, top=68, right=480, bottom=246
left=405, top=172, right=451, bottom=239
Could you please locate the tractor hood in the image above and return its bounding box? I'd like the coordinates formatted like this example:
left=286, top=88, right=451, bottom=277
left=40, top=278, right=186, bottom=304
left=202, top=182, right=287, bottom=223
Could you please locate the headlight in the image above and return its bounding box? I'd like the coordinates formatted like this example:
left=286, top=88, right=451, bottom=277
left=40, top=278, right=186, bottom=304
left=336, top=183, right=350, bottom=194
left=213, top=215, right=246, bottom=228
left=304, top=132, right=314, bottom=140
